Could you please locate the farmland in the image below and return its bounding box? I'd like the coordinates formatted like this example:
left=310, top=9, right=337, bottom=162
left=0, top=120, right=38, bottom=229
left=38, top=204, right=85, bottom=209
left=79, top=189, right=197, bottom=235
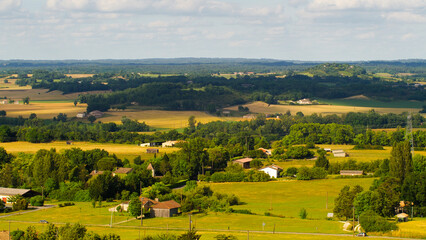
left=1, top=178, right=425, bottom=239
left=0, top=141, right=178, bottom=160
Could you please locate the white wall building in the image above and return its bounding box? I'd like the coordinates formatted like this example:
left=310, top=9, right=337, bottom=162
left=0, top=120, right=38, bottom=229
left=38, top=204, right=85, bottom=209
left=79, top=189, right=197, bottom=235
left=259, top=165, right=283, bottom=178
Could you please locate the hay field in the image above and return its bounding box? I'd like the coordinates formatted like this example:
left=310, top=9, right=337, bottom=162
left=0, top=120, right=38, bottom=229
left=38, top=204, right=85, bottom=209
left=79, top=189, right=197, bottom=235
left=0, top=88, right=111, bottom=101
left=65, top=74, right=94, bottom=78
left=101, top=110, right=238, bottom=129
left=0, top=141, right=178, bottom=160
left=226, top=102, right=421, bottom=116
left=0, top=102, right=86, bottom=118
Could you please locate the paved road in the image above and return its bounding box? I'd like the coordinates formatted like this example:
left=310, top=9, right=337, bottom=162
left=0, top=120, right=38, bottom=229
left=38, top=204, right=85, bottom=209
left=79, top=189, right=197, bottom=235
left=0, top=205, right=55, bottom=219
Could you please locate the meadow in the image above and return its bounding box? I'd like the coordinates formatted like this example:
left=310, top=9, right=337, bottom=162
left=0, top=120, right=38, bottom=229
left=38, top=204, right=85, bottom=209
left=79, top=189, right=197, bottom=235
left=1, top=178, right=425, bottom=239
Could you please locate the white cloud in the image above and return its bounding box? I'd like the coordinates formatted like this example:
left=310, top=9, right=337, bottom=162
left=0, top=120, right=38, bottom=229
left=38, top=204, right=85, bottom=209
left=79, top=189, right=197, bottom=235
left=401, top=33, right=415, bottom=40
left=0, top=0, right=21, bottom=12
left=382, top=11, right=426, bottom=23
left=308, top=0, right=426, bottom=11
left=356, top=32, right=375, bottom=40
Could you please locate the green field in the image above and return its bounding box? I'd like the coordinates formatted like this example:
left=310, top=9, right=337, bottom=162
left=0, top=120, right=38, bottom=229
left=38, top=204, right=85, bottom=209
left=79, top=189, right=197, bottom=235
left=318, top=98, right=425, bottom=109
left=1, top=179, right=425, bottom=239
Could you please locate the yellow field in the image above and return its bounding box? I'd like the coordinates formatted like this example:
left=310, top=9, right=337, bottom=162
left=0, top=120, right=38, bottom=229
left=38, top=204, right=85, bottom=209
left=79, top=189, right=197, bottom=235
left=101, top=110, right=238, bottom=129
left=226, top=102, right=420, bottom=116
left=0, top=141, right=179, bottom=160
left=65, top=74, right=94, bottom=78
left=0, top=77, right=31, bottom=90
left=1, top=102, right=86, bottom=118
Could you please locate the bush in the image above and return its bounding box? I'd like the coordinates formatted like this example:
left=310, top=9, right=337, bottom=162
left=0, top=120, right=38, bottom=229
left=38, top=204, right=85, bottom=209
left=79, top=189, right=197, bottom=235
left=299, top=208, right=308, bottom=219
left=311, top=167, right=327, bottom=179
left=73, top=190, right=91, bottom=202
left=286, top=146, right=314, bottom=159
left=12, top=199, right=28, bottom=211
left=296, top=166, right=312, bottom=180
left=11, top=230, right=25, bottom=240
left=284, top=167, right=298, bottom=177
left=359, top=210, right=398, bottom=232
left=250, top=159, right=263, bottom=169
left=30, top=195, right=44, bottom=206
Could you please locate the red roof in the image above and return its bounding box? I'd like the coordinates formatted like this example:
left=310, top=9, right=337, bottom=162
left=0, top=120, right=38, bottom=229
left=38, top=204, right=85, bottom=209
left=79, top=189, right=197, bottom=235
left=151, top=200, right=181, bottom=209
left=233, top=158, right=253, bottom=163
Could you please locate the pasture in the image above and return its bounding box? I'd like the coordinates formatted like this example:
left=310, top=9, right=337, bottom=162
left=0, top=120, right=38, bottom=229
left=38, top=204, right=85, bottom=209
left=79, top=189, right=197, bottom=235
left=0, top=141, right=178, bottom=161
left=1, top=178, right=424, bottom=239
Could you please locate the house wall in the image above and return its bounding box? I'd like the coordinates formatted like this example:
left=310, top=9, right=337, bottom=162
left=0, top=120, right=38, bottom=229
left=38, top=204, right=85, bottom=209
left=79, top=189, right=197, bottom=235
left=260, top=168, right=278, bottom=178
left=151, top=208, right=171, bottom=218
left=0, top=195, right=12, bottom=203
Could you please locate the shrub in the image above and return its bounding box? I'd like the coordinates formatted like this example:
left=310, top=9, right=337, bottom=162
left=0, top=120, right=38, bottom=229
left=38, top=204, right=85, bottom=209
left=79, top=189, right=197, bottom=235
left=299, top=208, right=308, bottom=219
left=296, top=166, right=312, bottom=180
left=359, top=210, right=398, bottom=232
left=284, top=167, right=298, bottom=177
left=11, top=230, right=25, bottom=240
left=30, top=195, right=44, bottom=206
left=311, top=167, right=327, bottom=179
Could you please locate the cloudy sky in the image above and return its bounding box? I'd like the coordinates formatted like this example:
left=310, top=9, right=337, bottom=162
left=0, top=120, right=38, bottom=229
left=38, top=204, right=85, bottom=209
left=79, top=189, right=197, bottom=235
left=0, top=0, right=425, bottom=60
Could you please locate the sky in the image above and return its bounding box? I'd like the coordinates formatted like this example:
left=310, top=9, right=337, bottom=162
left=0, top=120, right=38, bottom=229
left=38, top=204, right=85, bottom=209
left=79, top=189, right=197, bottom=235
left=0, top=0, right=425, bottom=61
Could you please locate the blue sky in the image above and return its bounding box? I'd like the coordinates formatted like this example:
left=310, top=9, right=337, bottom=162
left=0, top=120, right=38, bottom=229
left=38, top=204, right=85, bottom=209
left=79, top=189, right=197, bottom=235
left=0, top=0, right=425, bottom=60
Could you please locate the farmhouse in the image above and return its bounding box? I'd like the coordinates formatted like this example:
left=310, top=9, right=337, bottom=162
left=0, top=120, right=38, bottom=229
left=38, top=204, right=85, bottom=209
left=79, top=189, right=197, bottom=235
left=150, top=200, right=181, bottom=218
left=259, top=165, right=283, bottom=178
left=162, top=141, right=178, bottom=147
left=297, top=98, right=312, bottom=104
left=242, top=114, right=256, bottom=120
left=333, top=150, right=348, bottom=157
left=146, top=148, right=159, bottom=154
left=147, top=163, right=156, bottom=177
left=396, top=213, right=409, bottom=222
left=88, top=110, right=103, bottom=118
left=0, top=100, right=7, bottom=104
left=258, top=148, right=272, bottom=156
left=340, top=170, right=363, bottom=176
left=233, top=158, right=253, bottom=169
left=89, top=170, right=104, bottom=176
left=140, top=142, right=163, bottom=147
left=109, top=201, right=129, bottom=212
left=113, top=167, right=133, bottom=175
left=0, top=188, right=41, bottom=203
left=76, top=112, right=86, bottom=118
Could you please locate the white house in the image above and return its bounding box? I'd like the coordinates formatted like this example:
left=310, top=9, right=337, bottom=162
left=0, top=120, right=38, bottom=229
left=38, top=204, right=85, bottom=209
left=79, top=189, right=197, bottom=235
left=297, top=98, right=312, bottom=105
left=76, top=113, right=86, bottom=118
left=162, top=141, right=178, bottom=147
left=109, top=201, right=129, bottom=212
left=259, top=165, right=283, bottom=178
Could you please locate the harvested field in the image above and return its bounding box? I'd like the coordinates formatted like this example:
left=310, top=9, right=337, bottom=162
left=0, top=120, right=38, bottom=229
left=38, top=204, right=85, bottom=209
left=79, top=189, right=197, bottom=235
left=0, top=102, right=86, bottom=118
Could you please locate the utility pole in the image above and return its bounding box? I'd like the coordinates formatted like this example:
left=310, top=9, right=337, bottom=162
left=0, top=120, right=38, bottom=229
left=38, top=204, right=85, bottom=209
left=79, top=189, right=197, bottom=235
left=352, top=207, right=355, bottom=237
left=407, top=113, right=415, bottom=157
left=189, top=214, right=192, bottom=230
left=8, top=221, right=10, bottom=240
left=110, top=210, right=113, bottom=228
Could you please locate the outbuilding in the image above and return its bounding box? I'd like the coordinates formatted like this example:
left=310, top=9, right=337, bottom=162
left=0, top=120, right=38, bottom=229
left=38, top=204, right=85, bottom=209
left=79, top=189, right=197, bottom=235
left=0, top=188, right=41, bottom=203
left=233, top=158, right=253, bottom=169
left=259, top=165, right=283, bottom=178
left=150, top=200, right=181, bottom=218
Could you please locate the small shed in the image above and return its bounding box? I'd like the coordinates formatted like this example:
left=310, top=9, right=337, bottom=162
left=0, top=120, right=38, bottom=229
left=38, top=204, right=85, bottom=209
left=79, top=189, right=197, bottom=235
left=333, top=150, right=348, bottom=157
left=233, top=158, right=253, bottom=169
left=340, top=170, right=363, bottom=176
left=150, top=200, right=181, bottom=218
left=146, top=148, right=159, bottom=154
left=396, top=213, right=409, bottom=222
left=297, top=98, right=312, bottom=105
left=0, top=188, right=41, bottom=203
left=259, top=165, right=283, bottom=178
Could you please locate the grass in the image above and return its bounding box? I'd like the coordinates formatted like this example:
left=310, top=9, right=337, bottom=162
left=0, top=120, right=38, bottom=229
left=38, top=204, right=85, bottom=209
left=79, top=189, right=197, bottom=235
left=0, top=179, right=424, bottom=239
left=0, top=141, right=179, bottom=160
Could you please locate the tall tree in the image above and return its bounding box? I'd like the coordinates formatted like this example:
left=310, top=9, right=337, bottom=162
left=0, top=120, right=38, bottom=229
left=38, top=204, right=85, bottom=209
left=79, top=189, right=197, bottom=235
left=389, top=141, right=413, bottom=183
